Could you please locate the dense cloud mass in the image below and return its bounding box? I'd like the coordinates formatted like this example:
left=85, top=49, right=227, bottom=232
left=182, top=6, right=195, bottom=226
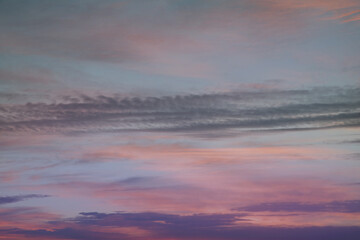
left=1, top=211, right=360, bottom=240
left=1, top=87, right=359, bottom=134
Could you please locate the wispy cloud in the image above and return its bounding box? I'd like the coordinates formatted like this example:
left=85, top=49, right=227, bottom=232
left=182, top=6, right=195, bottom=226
left=0, top=194, right=50, bottom=205
left=235, top=200, right=360, bottom=213
left=1, top=0, right=358, bottom=83
left=1, top=87, right=359, bottom=134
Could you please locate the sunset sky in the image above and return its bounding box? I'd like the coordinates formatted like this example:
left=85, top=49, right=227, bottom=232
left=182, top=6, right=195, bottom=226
left=0, top=0, right=360, bottom=239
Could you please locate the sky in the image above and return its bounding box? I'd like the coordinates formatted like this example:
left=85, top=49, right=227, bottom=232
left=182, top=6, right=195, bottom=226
left=0, top=0, right=359, bottom=239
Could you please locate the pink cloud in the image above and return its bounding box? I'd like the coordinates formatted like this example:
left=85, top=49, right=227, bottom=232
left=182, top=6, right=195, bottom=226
left=83, top=143, right=340, bottom=167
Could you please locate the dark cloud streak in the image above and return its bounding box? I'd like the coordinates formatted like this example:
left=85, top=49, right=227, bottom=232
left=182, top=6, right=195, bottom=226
left=0, top=194, right=50, bottom=205
left=1, top=87, right=359, bottom=134
left=1, top=211, right=360, bottom=240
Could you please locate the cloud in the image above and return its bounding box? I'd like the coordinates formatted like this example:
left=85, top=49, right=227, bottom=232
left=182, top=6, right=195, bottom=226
left=0, top=206, right=60, bottom=233
left=1, top=228, right=129, bottom=240
left=74, top=211, right=246, bottom=228
left=325, top=9, right=360, bottom=23
left=0, top=194, right=50, bottom=205
left=82, top=144, right=333, bottom=166
left=25, top=170, right=357, bottom=216
left=0, top=0, right=358, bottom=81
left=1, top=87, right=359, bottom=134
left=235, top=200, right=360, bottom=213
left=1, top=211, right=360, bottom=240
left=342, top=139, right=360, bottom=144
left=0, top=0, right=217, bottom=79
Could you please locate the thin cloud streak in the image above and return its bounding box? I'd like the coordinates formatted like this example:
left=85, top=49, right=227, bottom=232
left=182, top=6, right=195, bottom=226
left=235, top=200, right=360, bottom=213
left=0, top=194, right=50, bottom=205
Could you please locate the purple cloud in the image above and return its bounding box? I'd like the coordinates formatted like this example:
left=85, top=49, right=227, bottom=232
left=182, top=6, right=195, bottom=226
left=0, top=194, right=50, bottom=205
left=1, top=211, right=360, bottom=240
left=235, top=200, right=360, bottom=213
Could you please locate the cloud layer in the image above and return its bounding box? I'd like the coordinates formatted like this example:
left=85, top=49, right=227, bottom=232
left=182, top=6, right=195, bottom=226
left=236, top=200, right=360, bottom=213
left=0, top=1, right=359, bottom=240
left=1, top=87, right=359, bottom=134
left=1, top=211, right=360, bottom=240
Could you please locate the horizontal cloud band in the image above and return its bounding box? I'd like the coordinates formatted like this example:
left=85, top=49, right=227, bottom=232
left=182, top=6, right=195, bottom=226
left=1, top=87, right=359, bottom=134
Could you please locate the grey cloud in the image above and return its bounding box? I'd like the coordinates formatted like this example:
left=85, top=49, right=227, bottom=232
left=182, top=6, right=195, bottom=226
left=341, top=139, right=360, bottom=144
left=0, top=87, right=359, bottom=134
left=0, top=194, right=50, bottom=205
